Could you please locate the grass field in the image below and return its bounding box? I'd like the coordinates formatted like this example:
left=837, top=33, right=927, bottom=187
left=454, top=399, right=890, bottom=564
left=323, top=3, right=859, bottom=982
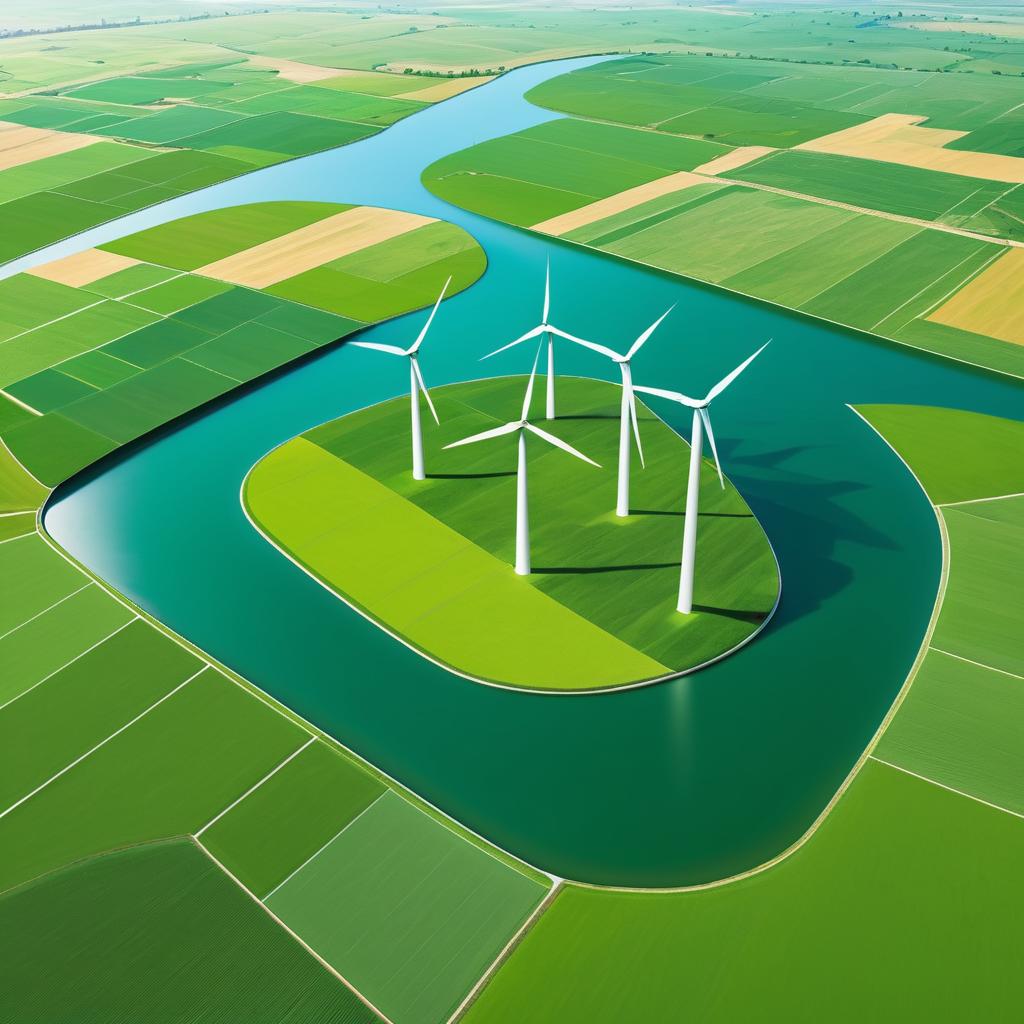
left=460, top=403, right=1024, bottom=1023
left=423, top=73, right=1024, bottom=378
left=0, top=840, right=376, bottom=1024
left=0, top=201, right=485, bottom=484
left=245, top=375, right=779, bottom=691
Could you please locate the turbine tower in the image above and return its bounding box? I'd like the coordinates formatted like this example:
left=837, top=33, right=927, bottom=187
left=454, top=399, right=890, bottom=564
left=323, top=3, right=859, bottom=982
left=444, top=349, right=600, bottom=575
left=351, top=276, right=450, bottom=481
left=562, top=307, right=674, bottom=517
left=482, top=261, right=566, bottom=420
left=635, top=341, right=769, bottom=614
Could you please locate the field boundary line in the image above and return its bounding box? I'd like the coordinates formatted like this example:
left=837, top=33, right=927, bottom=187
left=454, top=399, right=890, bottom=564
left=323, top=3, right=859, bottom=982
left=0, top=668, right=201, bottom=821
left=448, top=881, right=562, bottom=1024
left=0, top=388, right=41, bottom=416
left=869, top=755, right=1024, bottom=821
left=195, top=735, right=316, bottom=837
left=0, top=581, right=92, bottom=642
left=928, top=646, right=1024, bottom=682
left=939, top=490, right=1024, bottom=508
left=192, top=836, right=398, bottom=1024
left=0, top=297, right=107, bottom=346
left=262, top=791, right=387, bottom=901
left=0, top=615, right=137, bottom=713
left=870, top=244, right=999, bottom=334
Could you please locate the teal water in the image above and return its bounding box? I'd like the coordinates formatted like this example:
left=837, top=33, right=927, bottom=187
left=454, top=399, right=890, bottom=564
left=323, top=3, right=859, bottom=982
left=35, top=58, right=1024, bottom=887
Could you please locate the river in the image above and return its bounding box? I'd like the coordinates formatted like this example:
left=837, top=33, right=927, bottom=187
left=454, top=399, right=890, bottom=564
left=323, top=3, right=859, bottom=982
left=27, top=56, right=1024, bottom=886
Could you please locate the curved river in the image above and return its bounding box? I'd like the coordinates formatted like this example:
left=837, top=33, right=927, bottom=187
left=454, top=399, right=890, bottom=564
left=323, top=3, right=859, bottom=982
left=25, top=58, right=1022, bottom=887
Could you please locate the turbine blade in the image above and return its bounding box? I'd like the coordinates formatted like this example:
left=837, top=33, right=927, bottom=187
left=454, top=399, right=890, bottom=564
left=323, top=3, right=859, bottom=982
left=525, top=423, right=601, bottom=467
left=521, top=345, right=542, bottom=421
left=705, top=339, right=770, bottom=403
left=626, top=304, right=674, bottom=361
left=542, top=259, right=550, bottom=324
left=700, top=407, right=724, bottom=489
left=444, top=422, right=520, bottom=449
left=409, top=276, right=451, bottom=353
left=411, top=358, right=439, bottom=424
left=351, top=341, right=407, bottom=356
left=549, top=327, right=619, bottom=361
left=480, top=325, right=543, bottom=361
left=628, top=386, right=645, bottom=469
left=633, top=383, right=702, bottom=409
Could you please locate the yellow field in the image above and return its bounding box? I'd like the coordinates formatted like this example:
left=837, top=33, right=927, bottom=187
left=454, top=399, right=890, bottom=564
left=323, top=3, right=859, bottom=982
left=397, top=76, right=495, bottom=102
left=693, top=146, right=775, bottom=176
left=928, top=247, right=1024, bottom=346
left=28, top=248, right=139, bottom=287
left=530, top=170, right=706, bottom=236
left=244, top=56, right=349, bottom=83
left=0, top=122, right=100, bottom=171
left=797, top=113, right=1024, bottom=184
left=196, top=207, right=435, bottom=288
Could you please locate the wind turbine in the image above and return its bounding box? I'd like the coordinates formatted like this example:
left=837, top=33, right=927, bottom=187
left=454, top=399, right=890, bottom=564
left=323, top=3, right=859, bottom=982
left=351, top=276, right=450, bottom=481
left=561, top=307, right=674, bottom=517
left=444, top=348, right=600, bottom=576
left=482, top=260, right=565, bottom=420
left=635, top=341, right=769, bottom=615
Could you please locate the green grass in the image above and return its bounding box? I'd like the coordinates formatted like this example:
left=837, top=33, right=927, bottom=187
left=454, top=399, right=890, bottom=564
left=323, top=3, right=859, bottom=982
left=855, top=405, right=1024, bottom=505
left=0, top=532, right=90, bottom=636
left=84, top=262, right=179, bottom=299
left=423, top=117, right=727, bottom=227
left=0, top=584, right=133, bottom=707
left=202, top=740, right=385, bottom=898
left=246, top=376, right=778, bottom=691
left=464, top=760, right=1024, bottom=1024
left=267, top=791, right=545, bottom=1024
left=0, top=840, right=379, bottom=1024
left=101, top=201, right=353, bottom=269
left=125, top=274, right=232, bottom=314
left=732, top=150, right=1014, bottom=231
left=0, top=666, right=307, bottom=892
left=0, top=442, right=47, bottom=513
left=0, top=619, right=200, bottom=809
left=0, top=141, right=149, bottom=205
left=877, top=647, right=1024, bottom=814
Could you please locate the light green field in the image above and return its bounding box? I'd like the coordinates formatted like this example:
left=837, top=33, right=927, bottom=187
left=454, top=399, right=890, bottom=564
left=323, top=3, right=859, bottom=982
left=268, top=791, right=545, bottom=1024
left=461, top=402, right=1024, bottom=1024
left=0, top=201, right=485, bottom=484
left=0, top=840, right=378, bottom=1024
left=202, top=740, right=385, bottom=898
left=246, top=375, right=779, bottom=691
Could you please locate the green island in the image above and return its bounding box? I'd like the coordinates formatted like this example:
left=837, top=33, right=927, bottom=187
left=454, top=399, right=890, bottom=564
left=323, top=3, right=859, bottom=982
left=423, top=54, right=1024, bottom=379
left=460, top=403, right=1024, bottom=1023
left=244, top=375, right=779, bottom=692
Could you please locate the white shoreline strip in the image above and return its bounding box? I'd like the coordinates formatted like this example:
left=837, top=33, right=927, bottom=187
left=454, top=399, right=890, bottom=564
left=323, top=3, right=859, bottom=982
left=193, top=836, right=397, bottom=1024
left=0, top=669, right=202, bottom=821
left=0, top=616, right=137, bottom=713
left=0, top=582, right=91, bottom=642
left=195, top=735, right=316, bottom=837
left=263, top=791, right=387, bottom=901
left=0, top=388, right=42, bottom=416
left=869, top=755, right=1024, bottom=821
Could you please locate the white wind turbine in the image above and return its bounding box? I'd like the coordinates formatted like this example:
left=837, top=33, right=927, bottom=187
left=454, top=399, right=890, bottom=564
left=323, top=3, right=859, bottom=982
left=444, top=348, right=600, bottom=576
left=560, top=306, right=674, bottom=517
left=635, top=341, right=770, bottom=615
left=351, top=276, right=450, bottom=481
left=482, top=260, right=566, bottom=420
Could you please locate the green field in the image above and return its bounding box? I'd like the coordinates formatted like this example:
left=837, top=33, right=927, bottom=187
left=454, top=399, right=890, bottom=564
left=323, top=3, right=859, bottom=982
left=527, top=54, right=1024, bottom=147
left=0, top=840, right=376, bottom=1024
left=424, top=117, right=728, bottom=226
left=0, top=201, right=485, bottom=484
left=268, top=791, right=545, bottom=1024
left=460, top=403, right=1024, bottom=1023
left=423, top=82, right=1022, bottom=378
left=245, top=375, right=779, bottom=691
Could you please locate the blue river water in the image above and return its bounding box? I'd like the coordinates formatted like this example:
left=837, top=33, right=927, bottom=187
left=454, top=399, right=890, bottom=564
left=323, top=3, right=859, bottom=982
left=32, top=57, right=1024, bottom=887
